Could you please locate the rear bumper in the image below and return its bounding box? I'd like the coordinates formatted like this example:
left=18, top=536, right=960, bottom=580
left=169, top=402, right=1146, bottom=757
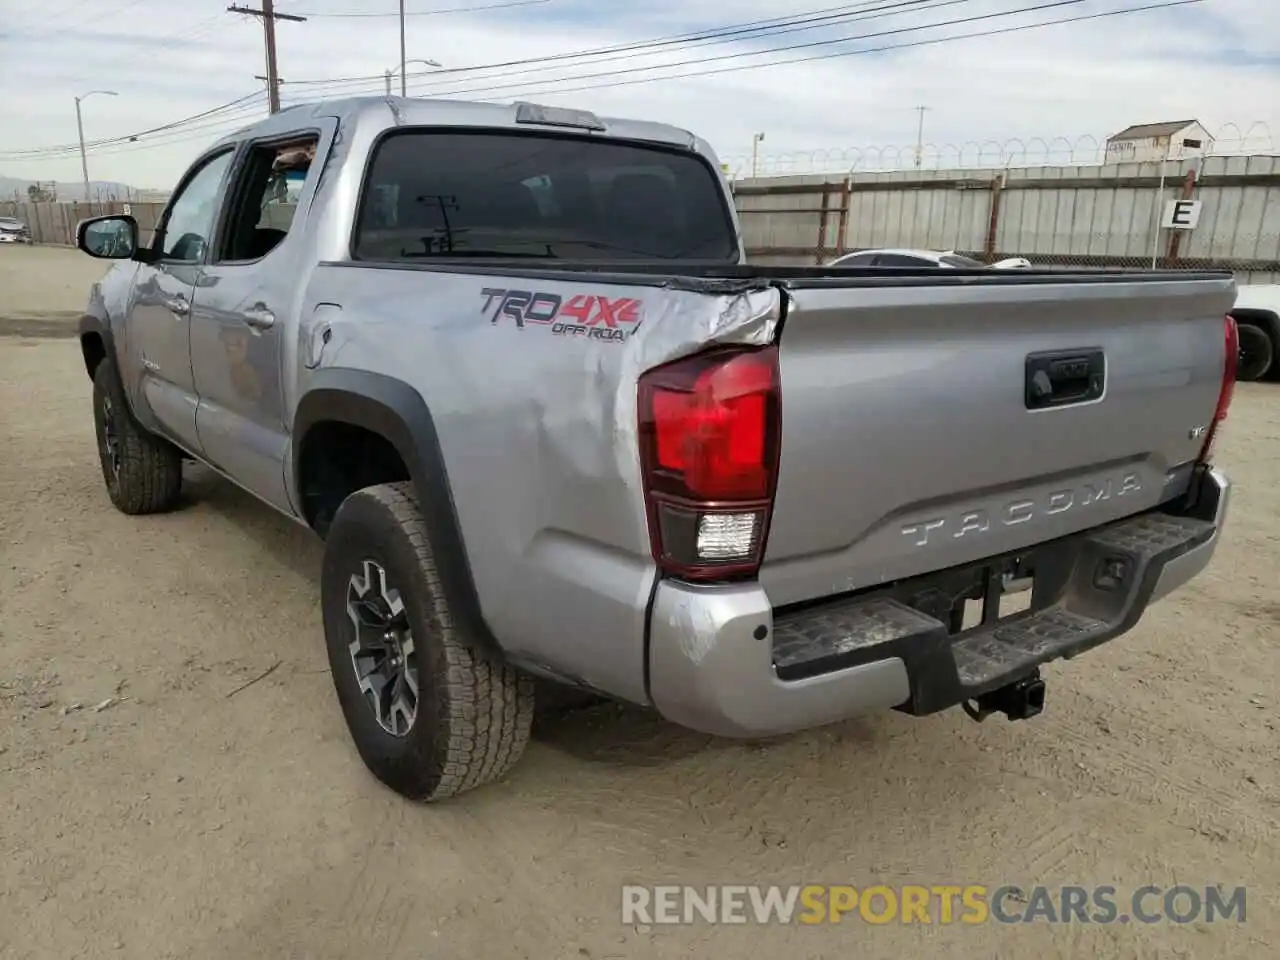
left=647, top=467, right=1229, bottom=738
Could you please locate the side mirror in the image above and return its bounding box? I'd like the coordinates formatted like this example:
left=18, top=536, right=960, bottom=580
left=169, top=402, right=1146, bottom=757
left=77, top=215, right=139, bottom=260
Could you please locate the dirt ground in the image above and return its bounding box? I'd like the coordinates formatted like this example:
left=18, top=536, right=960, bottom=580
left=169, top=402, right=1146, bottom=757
left=0, top=244, right=109, bottom=338
left=1, top=247, right=1277, bottom=959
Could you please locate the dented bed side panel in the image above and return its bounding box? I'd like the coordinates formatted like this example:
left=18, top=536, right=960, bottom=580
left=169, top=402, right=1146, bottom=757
left=297, top=264, right=780, bottom=702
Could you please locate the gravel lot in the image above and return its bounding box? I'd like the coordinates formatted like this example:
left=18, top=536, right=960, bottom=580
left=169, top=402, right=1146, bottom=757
left=0, top=244, right=109, bottom=337
left=1, top=247, right=1277, bottom=959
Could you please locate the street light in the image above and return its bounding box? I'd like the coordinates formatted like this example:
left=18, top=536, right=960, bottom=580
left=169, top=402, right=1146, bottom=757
left=75, top=90, right=118, bottom=203
left=386, top=57, right=441, bottom=97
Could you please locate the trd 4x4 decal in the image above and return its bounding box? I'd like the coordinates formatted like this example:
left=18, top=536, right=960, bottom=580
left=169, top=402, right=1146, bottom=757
left=479, top=288, right=643, bottom=342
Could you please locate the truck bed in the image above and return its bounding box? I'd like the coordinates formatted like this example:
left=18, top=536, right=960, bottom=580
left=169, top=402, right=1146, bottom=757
left=303, top=258, right=1234, bottom=700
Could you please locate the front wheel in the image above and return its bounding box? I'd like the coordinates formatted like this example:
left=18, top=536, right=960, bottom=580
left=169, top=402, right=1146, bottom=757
left=1236, top=322, right=1274, bottom=382
left=91, top=357, right=183, bottom=514
left=320, top=482, right=534, bottom=801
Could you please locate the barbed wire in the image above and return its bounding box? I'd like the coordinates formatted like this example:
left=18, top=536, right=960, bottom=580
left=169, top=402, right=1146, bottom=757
left=721, top=122, right=1277, bottom=177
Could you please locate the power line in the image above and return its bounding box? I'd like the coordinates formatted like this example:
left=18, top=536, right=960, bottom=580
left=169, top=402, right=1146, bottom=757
left=392, top=0, right=1090, bottom=101
left=0, top=0, right=1205, bottom=163
left=5, top=0, right=954, bottom=159
left=457, top=0, right=1206, bottom=101
left=293, top=0, right=550, bottom=16
left=422, top=0, right=971, bottom=91
left=76, top=113, right=268, bottom=159
left=285, top=0, right=944, bottom=87
left=117, top=0, right=1212, bottom=156
left=76, top=0, right=152, bottom=32
left=0, top=91, right=267, bottom=161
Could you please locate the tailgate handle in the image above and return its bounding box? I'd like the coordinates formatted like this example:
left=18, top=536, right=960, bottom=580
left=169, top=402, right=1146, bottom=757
left=1025, top=348, right=1105, bottom=410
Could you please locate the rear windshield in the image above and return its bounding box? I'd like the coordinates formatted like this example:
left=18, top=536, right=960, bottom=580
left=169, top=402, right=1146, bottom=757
left=353, top=130, right=739, bottom=262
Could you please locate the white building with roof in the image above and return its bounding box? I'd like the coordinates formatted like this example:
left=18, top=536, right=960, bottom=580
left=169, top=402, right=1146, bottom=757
left=1104, top=120, right=1214, bottom=164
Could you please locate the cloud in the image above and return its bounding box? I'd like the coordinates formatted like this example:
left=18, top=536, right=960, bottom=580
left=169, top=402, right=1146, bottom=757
left=0, top=0, right=1276, bottom=189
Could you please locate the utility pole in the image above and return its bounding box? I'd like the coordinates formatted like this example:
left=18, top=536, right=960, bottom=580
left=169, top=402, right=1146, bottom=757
left=399, top=0, right=408, bottom=97
left=751, top=132, right=765, bottom=179
left=75, top=90, right=118, bottom=203
left=254, top=73, right=286, bottom=94
left=228, top=2, right=306, bottom=114
left=913, top=105, right=929, bottom=169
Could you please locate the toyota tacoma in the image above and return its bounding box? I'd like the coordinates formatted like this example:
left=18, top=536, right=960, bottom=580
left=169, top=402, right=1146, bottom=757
left=72, top=96, right=1237, bottom=801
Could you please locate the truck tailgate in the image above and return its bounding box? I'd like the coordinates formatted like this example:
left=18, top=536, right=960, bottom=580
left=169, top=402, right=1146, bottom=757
left=760, top=274, right=1236, bottom=607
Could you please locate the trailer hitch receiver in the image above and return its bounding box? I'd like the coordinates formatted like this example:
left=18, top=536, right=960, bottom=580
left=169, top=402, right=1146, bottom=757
left=962, top=671, right=1046, bottom=723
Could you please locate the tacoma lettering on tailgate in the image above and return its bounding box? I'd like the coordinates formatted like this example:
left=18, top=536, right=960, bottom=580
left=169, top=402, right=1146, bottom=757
left=479, top=288, right=643, bottom=342
left=900, top=473, right=1143, bottom=547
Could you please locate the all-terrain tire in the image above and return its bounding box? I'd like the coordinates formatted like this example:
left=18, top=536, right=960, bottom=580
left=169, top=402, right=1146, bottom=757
left=92, top=357, right=183, bottom=514
left=1236, top=322, right=1274, bottom=382
left=320, top=482, right=534, bottom=801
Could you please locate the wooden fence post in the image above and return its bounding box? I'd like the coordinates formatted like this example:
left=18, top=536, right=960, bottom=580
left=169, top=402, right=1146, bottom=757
left=814, top=183, right=832, bottom=264
left=1166, top=168, right=1198, bottom=263
left=835, top=178, right=851, bottom=258
left=984, top=174, right=1004, bottom=262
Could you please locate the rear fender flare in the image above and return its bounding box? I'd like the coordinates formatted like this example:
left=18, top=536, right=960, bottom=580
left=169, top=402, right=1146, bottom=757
left=292, top=369, right=501, bottom=654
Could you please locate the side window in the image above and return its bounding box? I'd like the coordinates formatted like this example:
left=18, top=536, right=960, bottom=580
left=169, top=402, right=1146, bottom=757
left=875, top=253, right=933, bottom=267
left=833, top=253, right=874, bottom=266
left=219, top=136, right=318, bottom=262
left=160, top=150, right=235, bottom=262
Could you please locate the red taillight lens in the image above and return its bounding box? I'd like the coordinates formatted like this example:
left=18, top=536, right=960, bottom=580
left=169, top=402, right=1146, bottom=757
left=638, top=346, right=781, bottom=581
left=1200, top=315, right=1238, bottom=464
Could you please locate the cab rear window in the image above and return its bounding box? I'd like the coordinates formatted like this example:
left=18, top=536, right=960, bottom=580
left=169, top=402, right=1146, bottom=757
left=353, top=130, right=739, bottom=262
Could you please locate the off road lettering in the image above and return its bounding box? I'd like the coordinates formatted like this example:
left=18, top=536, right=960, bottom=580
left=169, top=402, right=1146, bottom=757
left=478, top=288, right=644, bottom=341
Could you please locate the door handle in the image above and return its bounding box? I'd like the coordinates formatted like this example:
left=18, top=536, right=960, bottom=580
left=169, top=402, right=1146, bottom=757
left=164, top=296, right=190, bottom=316
left=243, top=305, right=276, bottom=331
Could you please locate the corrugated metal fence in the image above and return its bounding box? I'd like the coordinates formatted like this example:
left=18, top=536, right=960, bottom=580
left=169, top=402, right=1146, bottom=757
left=0, top=200, right=168, bottom=246
left=6, top=154, right=1280, bottom=284
left=735, top=154, right=1280, bottom=283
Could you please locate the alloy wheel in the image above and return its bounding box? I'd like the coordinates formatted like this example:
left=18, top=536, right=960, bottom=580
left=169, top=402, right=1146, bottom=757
left=345, top=559, right=420, bottom=737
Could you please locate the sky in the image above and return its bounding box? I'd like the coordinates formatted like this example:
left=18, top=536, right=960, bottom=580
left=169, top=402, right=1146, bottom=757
left=0, top=0, right=1277, bottom=190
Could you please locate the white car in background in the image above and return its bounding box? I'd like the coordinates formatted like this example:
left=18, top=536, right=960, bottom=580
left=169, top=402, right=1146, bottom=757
left=1229, top=284, right=1280, bottom=382
left=0, top=216, right=33, bottom=244
left=828, top=248, right=1031, bottom=269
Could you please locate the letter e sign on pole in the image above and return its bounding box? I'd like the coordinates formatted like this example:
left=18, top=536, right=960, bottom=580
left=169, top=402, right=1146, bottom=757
left=1161, top=199, right=1202, bottom=230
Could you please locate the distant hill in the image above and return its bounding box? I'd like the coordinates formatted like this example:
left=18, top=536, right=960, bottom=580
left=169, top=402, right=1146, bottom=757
left=0, top=175, right=167, bottom=203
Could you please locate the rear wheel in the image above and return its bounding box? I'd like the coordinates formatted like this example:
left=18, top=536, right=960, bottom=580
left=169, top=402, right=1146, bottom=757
left=91, top=357, right=183, bottom=514
left=320, top=482, right=534, bottom=801
left=1236, top=322, right=1274, bottom=382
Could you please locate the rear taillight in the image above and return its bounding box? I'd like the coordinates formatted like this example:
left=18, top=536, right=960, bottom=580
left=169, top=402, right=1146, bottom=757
left=638, top=346, right=781, bottom=581
left=1199, top=314, right=1238, bottom=464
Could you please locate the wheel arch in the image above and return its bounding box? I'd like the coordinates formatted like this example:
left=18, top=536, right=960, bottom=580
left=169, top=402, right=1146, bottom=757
left=292, top=370, right=502, bottom=654
left=78, top=313, right=114, bottom=381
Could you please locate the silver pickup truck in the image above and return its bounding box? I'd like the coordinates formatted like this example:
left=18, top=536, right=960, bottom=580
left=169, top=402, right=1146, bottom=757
left=74, top=97, right=1238, bottom=802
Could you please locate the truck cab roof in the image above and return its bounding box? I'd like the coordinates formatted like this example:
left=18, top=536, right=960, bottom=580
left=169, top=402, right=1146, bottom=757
left=211, top=96, right=702, bottom=155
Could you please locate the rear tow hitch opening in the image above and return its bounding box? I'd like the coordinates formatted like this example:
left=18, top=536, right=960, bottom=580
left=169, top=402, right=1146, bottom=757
left=962, top=671, right=1046, bottom=723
